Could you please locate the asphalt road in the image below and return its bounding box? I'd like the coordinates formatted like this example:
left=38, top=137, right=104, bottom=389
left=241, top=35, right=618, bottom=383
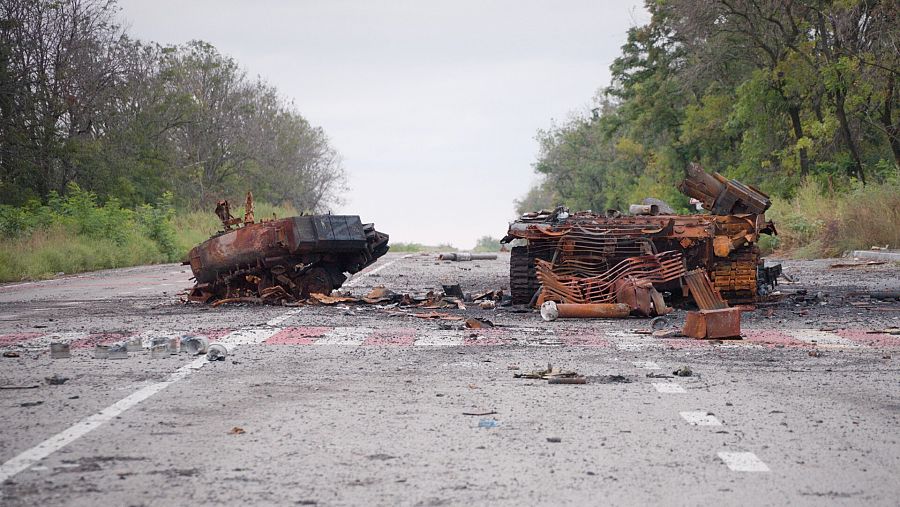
left=1, top=253, right=898, bottom=506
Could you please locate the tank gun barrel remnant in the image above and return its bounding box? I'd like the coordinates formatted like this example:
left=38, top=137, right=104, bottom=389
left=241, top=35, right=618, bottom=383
left=185, top=196, right=389, bottom=304
left=678, top=163, right=771, bottom=215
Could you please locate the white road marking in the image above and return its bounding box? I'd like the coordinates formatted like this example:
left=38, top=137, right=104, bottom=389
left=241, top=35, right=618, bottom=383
left=316, top=327, right=372, bottom=345
left=633, top=361, right=661, bottom=370
left=787, top=329, right=857, bottom=348
left=718, top=452, right=770, bottom=472
left=652, top=382, right=686, bottom=393
left=0, top=324, right=285, bottom=486
left=344, top=254, right=413, bottom=288
left=414, top=330, right=464, bottom=347
left=606, top=330, right=658, bottom=351
left=266, top=308, right=303, bottom=327
left=680, top=411, right=722, bottom=426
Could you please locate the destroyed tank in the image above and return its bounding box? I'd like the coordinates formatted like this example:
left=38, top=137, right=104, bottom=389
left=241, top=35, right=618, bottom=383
left=501, top=165, right=777, bottom=306
left=186, top=193, right=389, bottom=303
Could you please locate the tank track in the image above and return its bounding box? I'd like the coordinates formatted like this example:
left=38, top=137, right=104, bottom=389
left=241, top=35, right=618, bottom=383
left=510, top=246, right=541, bottom=305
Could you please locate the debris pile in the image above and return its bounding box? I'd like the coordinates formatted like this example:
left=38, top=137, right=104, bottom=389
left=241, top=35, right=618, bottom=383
left=184, top=192, right=389, bottom=304
left=502, top=164, right=778, bottom=313
left=502, top=164, right=783, bottom=337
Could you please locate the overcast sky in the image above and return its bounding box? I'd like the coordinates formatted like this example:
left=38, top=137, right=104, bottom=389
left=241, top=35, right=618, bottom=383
left=118, top=0, right=649, bottom=249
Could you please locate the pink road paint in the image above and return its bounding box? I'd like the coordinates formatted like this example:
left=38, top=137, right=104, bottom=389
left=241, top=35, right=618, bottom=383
left=0, top=332, right=44, bottom=347
left=835, top=329, right=900, bottom=349
left=558, top=333, right=610, bottom=347
left=463, top=328, right=509, bottom=346
left=264, top=327, right=331, bottom=345
left=742, top=329, right=806, bottom=348
left=363, top=328, right=416, bottom=346
left=70, top=332, right=132, bottom=349
left=195, top=328, right=232, bottom=341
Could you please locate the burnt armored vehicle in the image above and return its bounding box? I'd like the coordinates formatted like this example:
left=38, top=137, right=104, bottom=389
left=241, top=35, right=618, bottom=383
left=186, top=193, right=389, bottom=303
left=501, top=165, right=777, bottom=306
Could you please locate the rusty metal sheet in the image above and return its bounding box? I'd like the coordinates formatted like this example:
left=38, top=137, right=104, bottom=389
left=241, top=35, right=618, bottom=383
left=683, top=308, right=742, bottom=339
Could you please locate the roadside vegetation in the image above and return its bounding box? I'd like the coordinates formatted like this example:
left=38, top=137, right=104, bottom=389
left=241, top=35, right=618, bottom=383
left=0, top=0, right=348, bottom=281
left=519, top=1, right=899, bottom=257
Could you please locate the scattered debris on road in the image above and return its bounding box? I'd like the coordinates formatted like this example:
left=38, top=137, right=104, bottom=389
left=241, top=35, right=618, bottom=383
left=539, top=301, right=632, bottom=321
left=206, top=343, right=227, bottom=361
left=439, top=252, right=498, bottom=261
left=0, top=384, right=40, bottom=390
left=2, top=351, right=20, bottom=358
left=45, top=374, right=69, bottom=385
left=683, top=307, right=742, bottom=339
left=182, top=336, right=209, bottom=355
left=50, top=342, right=71, bottom=359
left=477, top=419, right=499, bottom=428
left=462, top=410, right=498, bottom=416
left=228, top=426, right=246, bottom=435
left=672, top=366, right=693, bottom=377
left=514, top=363, right=586, bottom=384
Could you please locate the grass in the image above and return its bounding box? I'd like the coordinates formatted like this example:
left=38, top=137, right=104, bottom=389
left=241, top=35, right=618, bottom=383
left=0, top=226, right=168, bottom=281
left=766, top=178, right=900, bottom=258
left=389, top=242, right=458, bottom=253
left=0, top=190, right=300, bottom=282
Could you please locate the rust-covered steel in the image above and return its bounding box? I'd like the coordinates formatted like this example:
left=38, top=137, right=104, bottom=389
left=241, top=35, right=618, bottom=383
left=683, top=308, right=742, bottom=339
left=185, top=193, right=389, bottom=304
left=684, top=269, right=728, bottom=310
left=502, top=165, right=777, bottom=308
left=535, top=251, right=685, bottom=309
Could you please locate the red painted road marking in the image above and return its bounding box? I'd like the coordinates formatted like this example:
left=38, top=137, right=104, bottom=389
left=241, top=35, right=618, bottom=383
left=195, top=329, right=232, bottom=341
left=559, top=333, right=610, bottom=347
left=835, top=329, right=900, bottom=348
left=70, top=332, right=131, bottom=349
left=463, top=329, right=509, bottom=346
left=742, top=329, right=806, bottom=348
left=264, top=327, right=330, bottom=345
left=363, top=328, right=416, bottom=346
left=0, top=332, right=43, bottom=346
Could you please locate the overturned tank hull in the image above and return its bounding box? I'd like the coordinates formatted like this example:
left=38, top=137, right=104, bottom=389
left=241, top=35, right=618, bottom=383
left=186, top=214, right=389, bottom=303
left=502, top=165, right=776, bottom=306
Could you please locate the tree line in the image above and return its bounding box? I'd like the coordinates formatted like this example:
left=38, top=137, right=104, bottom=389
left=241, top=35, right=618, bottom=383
left=0, top=0, right=345, bottom=211
left=518, top=0, right=899, bottom=214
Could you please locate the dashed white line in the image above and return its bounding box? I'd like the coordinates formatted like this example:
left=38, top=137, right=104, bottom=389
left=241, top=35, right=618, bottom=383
left=652, top=382, right=686, bottom=393
left=414, top=330, right=464, bottom=347
left=680, top=411, right=722, bottom=426
left=786, top=329, right=857, bottom=348
left=0, top=324, right=284, bottom=487
left=317, top=327, right=372, bottom=345
left=344, top=254, right=413, bottom=288
left=718, top=452, right=770, bottom=472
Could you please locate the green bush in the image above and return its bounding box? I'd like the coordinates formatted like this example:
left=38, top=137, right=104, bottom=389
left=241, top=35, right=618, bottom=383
left=767, top=178, right=900, bottom=258
left=0, top=184, right=179, bottom=281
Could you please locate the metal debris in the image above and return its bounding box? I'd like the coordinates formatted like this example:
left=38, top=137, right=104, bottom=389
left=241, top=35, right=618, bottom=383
left=540, top=301, right=632, bottom=321
left=672, top=366, right=693, bottom=377
left=684, top=269, right=727, bottom=310
left=206, top=343, right=227, bottom=361
left=186, top=192, right=389, bottom=304
left=503, top=164, right=777, bottom=307
left=49, top=342, right=71, bottom=359
left=45, top=374, right=69, bottom=385
left=438, top=252, right=498, bottom=261
left=683, top=308, right=742, bottom=339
